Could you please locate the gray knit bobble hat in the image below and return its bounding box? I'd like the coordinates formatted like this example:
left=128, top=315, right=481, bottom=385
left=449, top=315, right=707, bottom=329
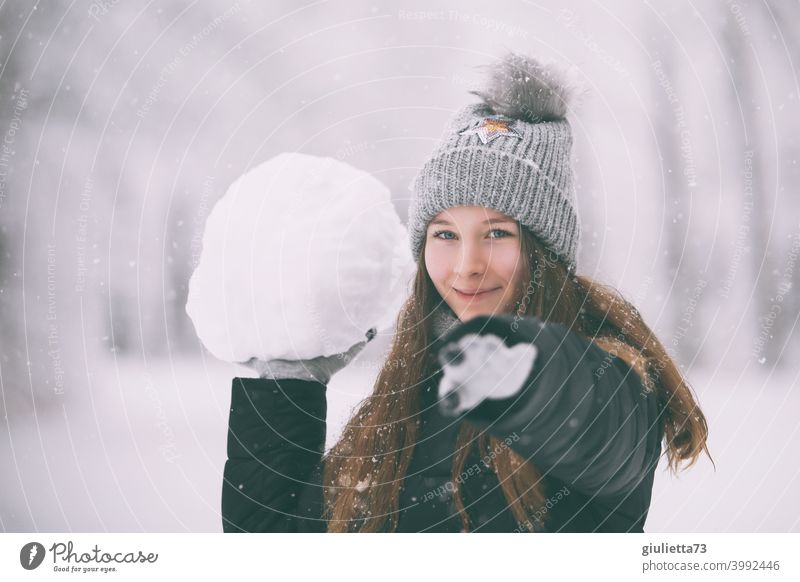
left=408, top=52, right=583, bottom=274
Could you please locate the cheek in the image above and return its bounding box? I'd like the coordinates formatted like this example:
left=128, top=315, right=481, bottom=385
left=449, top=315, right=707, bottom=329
left=424, top=246, right=450, bottom=286
left=491, top=247, right=525, bottom=283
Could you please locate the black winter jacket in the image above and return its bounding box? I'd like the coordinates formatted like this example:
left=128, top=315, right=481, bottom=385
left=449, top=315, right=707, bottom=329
left=222, top=314, right=666, bottom=532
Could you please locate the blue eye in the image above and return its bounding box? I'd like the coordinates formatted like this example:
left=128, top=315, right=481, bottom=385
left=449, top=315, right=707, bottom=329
left=430, top=229, right=514, bottom=240
left=489, top=229, right=512, bottom=239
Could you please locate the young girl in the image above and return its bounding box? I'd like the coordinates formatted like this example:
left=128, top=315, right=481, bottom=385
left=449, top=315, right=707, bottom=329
left=222, top=52, right=711, bottom=533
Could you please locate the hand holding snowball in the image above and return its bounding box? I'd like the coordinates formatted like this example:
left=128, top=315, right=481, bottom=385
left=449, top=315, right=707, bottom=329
left=243, top=328, right=377, bottom=385
left=436, top=331, right=538, bottom=417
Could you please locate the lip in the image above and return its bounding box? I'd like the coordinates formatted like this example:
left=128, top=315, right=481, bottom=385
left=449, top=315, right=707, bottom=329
left=454, top=287, right=501, bottom=299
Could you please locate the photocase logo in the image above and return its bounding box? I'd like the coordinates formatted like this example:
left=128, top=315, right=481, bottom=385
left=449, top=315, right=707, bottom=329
left=17, top=540, right=158, bottom=573
left=20, top=542, right=46, bottom=570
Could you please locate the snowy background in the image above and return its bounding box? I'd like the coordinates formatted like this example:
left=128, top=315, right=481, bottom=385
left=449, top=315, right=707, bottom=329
left=1, top=0, right=798, bottom=532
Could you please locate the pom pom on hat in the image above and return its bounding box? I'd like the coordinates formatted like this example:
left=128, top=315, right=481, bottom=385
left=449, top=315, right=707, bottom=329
left=469, top=51, right=582, bottom=122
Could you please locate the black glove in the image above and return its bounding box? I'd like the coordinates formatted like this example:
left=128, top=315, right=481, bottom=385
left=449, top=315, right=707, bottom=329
left=435, top=315, right=539, bottom=417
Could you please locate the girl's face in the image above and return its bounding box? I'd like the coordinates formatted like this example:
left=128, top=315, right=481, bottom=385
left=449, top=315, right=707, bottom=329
left=425, top=205, right=526, bottom=322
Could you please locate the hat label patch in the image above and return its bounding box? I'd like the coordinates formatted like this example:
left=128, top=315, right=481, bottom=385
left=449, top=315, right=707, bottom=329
left=459, top=115, right=523, bottom=144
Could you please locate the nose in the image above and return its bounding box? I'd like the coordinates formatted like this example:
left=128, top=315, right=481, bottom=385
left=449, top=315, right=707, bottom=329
left=453, top=239, right=487, bottom=277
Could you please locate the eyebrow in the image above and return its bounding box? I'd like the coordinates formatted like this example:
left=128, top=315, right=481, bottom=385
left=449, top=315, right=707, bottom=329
left=428, top=218, right=516, bottom=226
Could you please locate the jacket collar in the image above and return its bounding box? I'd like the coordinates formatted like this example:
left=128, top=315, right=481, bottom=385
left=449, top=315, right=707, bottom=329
left=430, top=301, right=461, bottom=340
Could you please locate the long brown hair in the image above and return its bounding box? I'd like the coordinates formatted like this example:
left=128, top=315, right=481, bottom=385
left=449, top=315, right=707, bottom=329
left=321, top=224, right=712, bottom=532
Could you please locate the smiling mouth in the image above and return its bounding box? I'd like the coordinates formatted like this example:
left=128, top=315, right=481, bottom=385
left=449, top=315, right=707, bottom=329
left=454, top=287, right=501, bottom=299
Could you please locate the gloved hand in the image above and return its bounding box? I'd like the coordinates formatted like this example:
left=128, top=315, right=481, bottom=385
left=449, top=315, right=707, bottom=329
left=243, top=327, right=377, bottom=385
left=435, top=316, right=538, bottom=416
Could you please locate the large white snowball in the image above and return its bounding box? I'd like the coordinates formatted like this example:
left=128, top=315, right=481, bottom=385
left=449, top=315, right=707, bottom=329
left=186, top=152, right=416, bottom=363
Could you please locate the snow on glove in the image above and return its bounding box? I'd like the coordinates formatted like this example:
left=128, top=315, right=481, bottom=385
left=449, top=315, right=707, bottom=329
left=243, top=327, right=377, bottom=385
left=436, top=319, right=538, bottom=417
